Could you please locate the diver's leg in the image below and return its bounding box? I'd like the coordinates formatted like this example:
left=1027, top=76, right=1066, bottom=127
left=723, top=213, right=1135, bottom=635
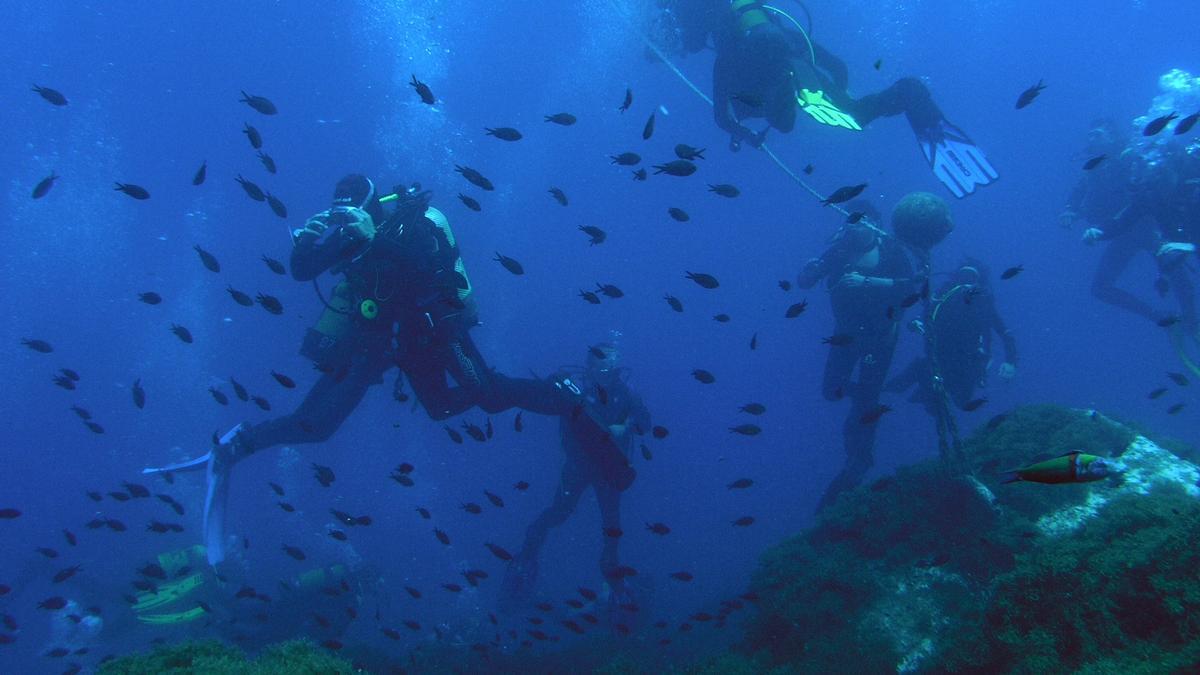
left=502, top=459, right=587, bottom=605
left=820, top=324, right=859, bottom=400
left=595, top=484, right=622, bottom=582
left=237, top=352, right=389, bottom=452
left=405, top=339, right=478, bottom=421
left=846, top=77, right=943, bottom=131
left=1091, top=233, right=1160, bottom=323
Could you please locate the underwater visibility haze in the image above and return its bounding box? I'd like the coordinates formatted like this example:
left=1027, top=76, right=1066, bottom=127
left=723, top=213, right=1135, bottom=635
left=4, top=0, right=1200, bottom=672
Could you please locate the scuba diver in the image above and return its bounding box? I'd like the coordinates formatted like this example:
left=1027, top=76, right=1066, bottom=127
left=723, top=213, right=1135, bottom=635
left=1081, top=140, right=1200, bottom=335
left=499, top=341, right=651, bottom=623
left=798, top=192, right=954, bottom=511
left=663, top=0, right=997, bottom=198
left=885, top=260, right=1018, bottom=455
left=144, top=174, right=619, bottom=565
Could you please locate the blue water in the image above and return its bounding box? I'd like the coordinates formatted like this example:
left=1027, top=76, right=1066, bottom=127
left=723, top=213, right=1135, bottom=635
left=2, top=0, right=1198, bottom=671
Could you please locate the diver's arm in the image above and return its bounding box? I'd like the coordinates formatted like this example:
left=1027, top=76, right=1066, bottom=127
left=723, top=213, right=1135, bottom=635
left=290, top=211, right=372, bottom=281
left=992, top=309, right=1018, bottom=367
left=712, top=56, right=764, bottom=148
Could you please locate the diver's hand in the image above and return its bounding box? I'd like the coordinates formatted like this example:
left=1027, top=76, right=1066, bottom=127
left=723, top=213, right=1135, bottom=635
left=1058, top=209, right=1078, bottom=228
left=998, top=362, right=1016, bottom=381
left=1081, top=227, right=1103, bottom=245
left=340, top=207, right=377, bottom=242
left=296, top=210, right=333, bottom=240
left=836, top=271, right=869, bottom=288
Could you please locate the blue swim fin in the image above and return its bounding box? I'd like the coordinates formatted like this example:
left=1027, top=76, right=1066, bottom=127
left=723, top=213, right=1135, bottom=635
left=917, top=120, right=998, bottom=198
left=142, top=423, right=244, bottom=566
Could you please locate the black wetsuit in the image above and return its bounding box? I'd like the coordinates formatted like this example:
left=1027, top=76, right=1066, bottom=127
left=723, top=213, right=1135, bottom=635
left=1094, top=157, right=1200, bottom=327
left=888, top=278, right=1017, bottom=411
left=508, top=370, right=650, bottom=598
left=237, top=206, right=576, bottom=454
left=709, top=3, right=943, bottom=147
left=798, top=222, right=929, bottom=511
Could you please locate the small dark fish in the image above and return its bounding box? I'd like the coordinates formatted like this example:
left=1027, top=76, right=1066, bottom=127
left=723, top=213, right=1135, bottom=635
left=208, top=387, right=229, bottom=405
left=579, top=225, right=607, bottom=245
left=485, top=126, right=522, bottom=141
left=265, top=192, right=288, bottom=219
left=1148, top=387, right=1168, bottom=399
left=170, top=324, right=193, bottom=344
left=514, top=480, right=530, bottom=491
left=1143, top=112, right=1178, bottom=137
left=708, top=183, right=740, bottom=198
left=1000, top=265, right=1024, bottom=280
left=739, top=403, right=765, bottom=415
left=36, top=546, right=59, bottom=558
left=124, top=481, right=149, bottom=498
left=391, top=472, right=414, bottom=487
left=312, top=463, right=335, bottom=487
left=874, top=59, right=883, bottom=70
left=23, top=338, right=54, bottom=353
left=242, top=123, right=263, bottom=149
left=641, top=444, right=653, bottom=460
left=32, top=172, right=59, bottom=199
left=685, top=271, right=719, bottom=289
left=235, top=174, right=265, bottom=201
left=485, top=542, right=513, bottom=561
left=652, top=425, right=669, bottom=440
left=545, top=112, right=576, bottom=125
left=962, top=397, right=988, bottom=412
left=729, top=424, right=761, bottom=436
left=271, top=370, right=296, bottom=389
left=577, top=288, right=601, bottom=304
left=251, top=395, right=271, bottom=411
left=192, top=160, right=207, bottom=185
left=823, top=333, right=854, bottom=346
left=596, top=282, right=623, bottom=298
left=108, top=491, right=130, bottom=502
left=239, top=90, right=277, bottom=115
left=1082, top=154, right=1107, bottom=170
left=85, top=421, right=105, bottom=434
left=548, top=187, right=569, bottom=206
left=653, top=160, right=696, bottom=176
left=662, top=294, right=683, bottom=313
left=714, top=313, right=731, bottom=323
left=256, top=293, right=284, bottom=314
left=692, top=369, right=715, bottom=384
left=674, top=144, right=706, bottom=160
left=822, top=183, right=867, bottom=205
left=727, top=478, right=754, bottom=489
left=194, top=245, right=220, bottom=273
left=462, top=421, right=486, bottom=442
left=619, top=87, right=633, bottom=112
left=642, top=112, right=656, bottom=140
left=785, top=300, right=808, bottom=318
left=225, top=286, right=253, bottom=306
left=32, top=85, right=68, bottom=106
left=63, top=529, right=76, bottom=546
left=444, top=425, right=463, bottom=444
left=667, top=207, right=690, bottom=222
left=434, top=528, right=451, bottom=545
left=60, top=368, right=80, bottom=382
left=1157, top=315, right=1180, bottom=328
left=1174, top=112, right=1198, bottom=135
left=114, top=182, right=150, bottom=200
left=232, top=377, right=249, bottom=400
left=1015, top=80, right=1045, bottom=109
left=39, top=596, right=68, bottom=610
left=610, top=152, right=641, bottom=166
left=458, top=193, right=481, bottom=211
left=72, top=406, right=93, bottom=420
left=860, top=404, right=893, bottom=425
left=732, top=516, right=755, bottom=527
left=632, top=168, right=647, bottom=181
left=750, top=332, right=758, bottom=350
left=282, top=544, right=306, bottom=561
left=803, top=163, right=814, bottom=175
left=484, top=490, right=504, bottom=508
left=1167, top=402, right=1185, bottom=415
left=1168, top=372, right=1189, bottom=386
left=410, top=75, right=435, bottom=104
left=646, top=522, right=670, bottom=535
left=138, top=291, right=162, bottom=305
left=322, top=639, right=343, bottom=651
left=494, top=252, right=524, bottom=275
left=461, top=502, right=483, bottom=515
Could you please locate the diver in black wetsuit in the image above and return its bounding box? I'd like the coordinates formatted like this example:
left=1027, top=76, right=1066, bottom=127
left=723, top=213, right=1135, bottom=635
left=1081, top=143, right=1200, bottom=332
left=500, top=343, right=651, bottom=616
left=145, top=175, right=608, bottom=565
left=886, top=260, right=1018, bottom=413
left=663, top=0, right=996, bottom=197
left=798, top=192, right=954, bottom=511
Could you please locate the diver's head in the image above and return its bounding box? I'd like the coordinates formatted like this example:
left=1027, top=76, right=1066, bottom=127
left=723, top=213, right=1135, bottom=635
left=587, top=342, right=620, bottom=384
left=333, top=173, right=384, bottom=223
left=1085, top=118, right=1120, bottom=153
left=952, top=265, right=981, bottom=286
left=891, top=192, right=953, bottom=251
